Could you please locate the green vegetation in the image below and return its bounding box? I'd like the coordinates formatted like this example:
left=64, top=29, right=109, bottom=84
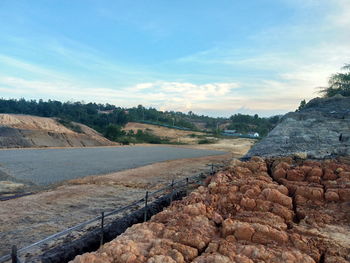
left=103, top=125, right=171, bottom=145
left=104, top=124, right=125, bottom=141
left=227, top=114, right=280, bottom=137
left=0, top=99, right=128, bottom=135
left=296, top=99, right=306, bottom=112
left=127, top=105, right=197, bottom=130
left=321, top=63, right=350, bottom=97
left=0, top=98, right=280, bottom=141
left=57, top=118, right=83, bottom=133
left=198, top=138, right=216, bottom=144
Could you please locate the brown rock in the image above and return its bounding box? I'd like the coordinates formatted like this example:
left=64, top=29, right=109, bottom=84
left=70, top=158, right=350, bottom=263
left=287, top=169, right=305, bottom=181
left=260, top=188, right=292, bottom=208
left=308, top=167, right=323, bottom=178
left=338, top=188, right=350, bottom=201
left=324, top=190, right=340, bottom=202
left=300, top=165, right=313, bottom=175
left=273, top=168, right=287, bottom=181
left=234, top=224, right=255, bottom=241
left=323, top=168, right=338, bottom=180
left=240, top=197, right=256, bottom=210
left=338, top=171, right=350, bottom=179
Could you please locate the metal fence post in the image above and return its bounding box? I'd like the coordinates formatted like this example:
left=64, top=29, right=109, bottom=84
left=11, top=245, right=18, bottom=263
left=186, top=177, right=189, bottom=195
left=211, top=163, right=214, bottom=175
left=170, top=179, right=174, bottom=203
left=144, top=191, right=149, bottom=222
left=100, top=212, right=105, bottom=246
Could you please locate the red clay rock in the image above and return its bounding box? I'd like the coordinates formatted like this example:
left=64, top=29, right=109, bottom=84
left=323, top=168, right=338, bottom=180
left=308, top=167, right=323, bottom=178
left=70, top=158, right=350, bottom=263
left=287, top=169, right=305, bottom=181
left=260, top=188, right=292, bottom=208
left=325, top=190, right=340, bottom=202
left=338, top=188, right=350, bottom=201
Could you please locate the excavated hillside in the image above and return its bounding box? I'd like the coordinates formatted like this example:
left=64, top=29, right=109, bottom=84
left=245, top=95, right=350, bottom=159
left=71, top=157, right=350, bottom=263
left=0, top=114, right=114, bottom=148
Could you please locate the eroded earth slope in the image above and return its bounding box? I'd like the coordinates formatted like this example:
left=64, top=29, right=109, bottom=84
left=0, top=114, right=113, bottom=148
left=71, top=157, right=350, bottom=263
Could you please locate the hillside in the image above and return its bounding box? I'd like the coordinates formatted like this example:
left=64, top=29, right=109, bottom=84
left=123, top=122, right=205, bottom=144
left=246, top=95, right=350, bottom=159
left=0, top=114, right=114, bottom=148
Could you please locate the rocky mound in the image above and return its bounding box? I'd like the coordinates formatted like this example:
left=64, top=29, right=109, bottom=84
left=70, top=157, right=350, bottom=263
left=245, top=95, right=350, bottom=159
left=0, top=114, right=114, bottom=148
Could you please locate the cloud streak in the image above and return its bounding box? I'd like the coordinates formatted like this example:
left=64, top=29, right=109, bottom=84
left=0, top=0, right=349, bottom=117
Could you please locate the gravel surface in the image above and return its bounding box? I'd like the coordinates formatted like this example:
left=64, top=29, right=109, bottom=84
left=0, top=146, right=226, bottom=186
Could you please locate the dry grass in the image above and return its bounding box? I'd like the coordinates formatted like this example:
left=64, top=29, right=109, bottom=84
left=123, top=122, right=205, bottom=144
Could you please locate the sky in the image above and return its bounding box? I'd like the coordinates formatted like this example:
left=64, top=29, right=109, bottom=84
left=0, top=0, right=349, bottom=117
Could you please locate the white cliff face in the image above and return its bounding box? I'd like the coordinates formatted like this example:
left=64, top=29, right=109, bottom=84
left=246, top=96, right=350, bottom=159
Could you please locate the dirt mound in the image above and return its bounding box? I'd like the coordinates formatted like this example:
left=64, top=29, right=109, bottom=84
left=246, top=95, right=350, bottom=159
left=0, top=114, right=74, bottom=133
left=70, top=157, right=350, bottom=262
left=0, top=114, right=114, bottom=148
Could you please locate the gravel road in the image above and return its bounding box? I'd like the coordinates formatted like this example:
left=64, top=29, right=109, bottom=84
left=0, top=146, right=226, bottom=186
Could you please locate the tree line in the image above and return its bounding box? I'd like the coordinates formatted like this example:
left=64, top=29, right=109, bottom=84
left=0, top=98, right=282, bottom=142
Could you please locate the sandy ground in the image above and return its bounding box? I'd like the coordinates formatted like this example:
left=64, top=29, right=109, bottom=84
left=0, top=114, right=75, bottom=133
left=184, top=138, right=256, bottom=157
left=0, top=138, right=255, bottom=259
left=0, top=153, right=232, bottom=258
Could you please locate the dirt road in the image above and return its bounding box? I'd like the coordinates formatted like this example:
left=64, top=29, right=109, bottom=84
left=0, top=146, right=225, bottom=186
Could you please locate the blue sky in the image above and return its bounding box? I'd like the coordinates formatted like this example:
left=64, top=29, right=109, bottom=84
left=0, top=0, right=349, bottom=117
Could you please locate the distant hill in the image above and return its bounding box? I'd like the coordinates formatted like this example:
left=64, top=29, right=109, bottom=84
left=0, top=114, right=114, bottom=148
left=0, top=98, right=279, bottom=142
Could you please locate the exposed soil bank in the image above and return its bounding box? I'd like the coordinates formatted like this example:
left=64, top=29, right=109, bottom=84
left=0, top=114, right=113, bottom=149
left=71, top=157, right=350, bottom=263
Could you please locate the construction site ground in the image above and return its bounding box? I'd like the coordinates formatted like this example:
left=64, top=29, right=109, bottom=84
left=0, top=138, right=254, bottom=258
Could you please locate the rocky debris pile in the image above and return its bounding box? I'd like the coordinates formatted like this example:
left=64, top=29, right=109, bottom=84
left=245, top=95, right=350, bottom=159
left=70, top=157, right=350, bottom=263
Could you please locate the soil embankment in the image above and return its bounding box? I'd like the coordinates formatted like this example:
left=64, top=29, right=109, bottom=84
left=0, top=114, right=113, bottom=148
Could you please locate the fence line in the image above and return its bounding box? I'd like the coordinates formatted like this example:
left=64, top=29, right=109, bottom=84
left=0, top=164, right=221, bottom=263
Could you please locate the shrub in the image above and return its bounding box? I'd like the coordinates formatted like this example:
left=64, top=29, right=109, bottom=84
left=57, top=118, right=83, bottom=133
left=198, top=138, right=216, bottom=144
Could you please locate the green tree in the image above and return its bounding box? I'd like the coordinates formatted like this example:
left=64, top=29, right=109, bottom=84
left=104, top=124, right=125, bottom=141
left=320, top=64, right=350, bottom=97
left=296, top=99, right=306, bottom=112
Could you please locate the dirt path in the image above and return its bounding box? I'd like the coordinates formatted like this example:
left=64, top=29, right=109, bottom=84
left=0, top=153, right=231, bottom=258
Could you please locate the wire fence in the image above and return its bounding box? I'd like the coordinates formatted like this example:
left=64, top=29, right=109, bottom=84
left=0, top=163, right=222, bottom=263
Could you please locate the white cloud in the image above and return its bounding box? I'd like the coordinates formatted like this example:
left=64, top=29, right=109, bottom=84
left=1, top=0, right=349, bottom=117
